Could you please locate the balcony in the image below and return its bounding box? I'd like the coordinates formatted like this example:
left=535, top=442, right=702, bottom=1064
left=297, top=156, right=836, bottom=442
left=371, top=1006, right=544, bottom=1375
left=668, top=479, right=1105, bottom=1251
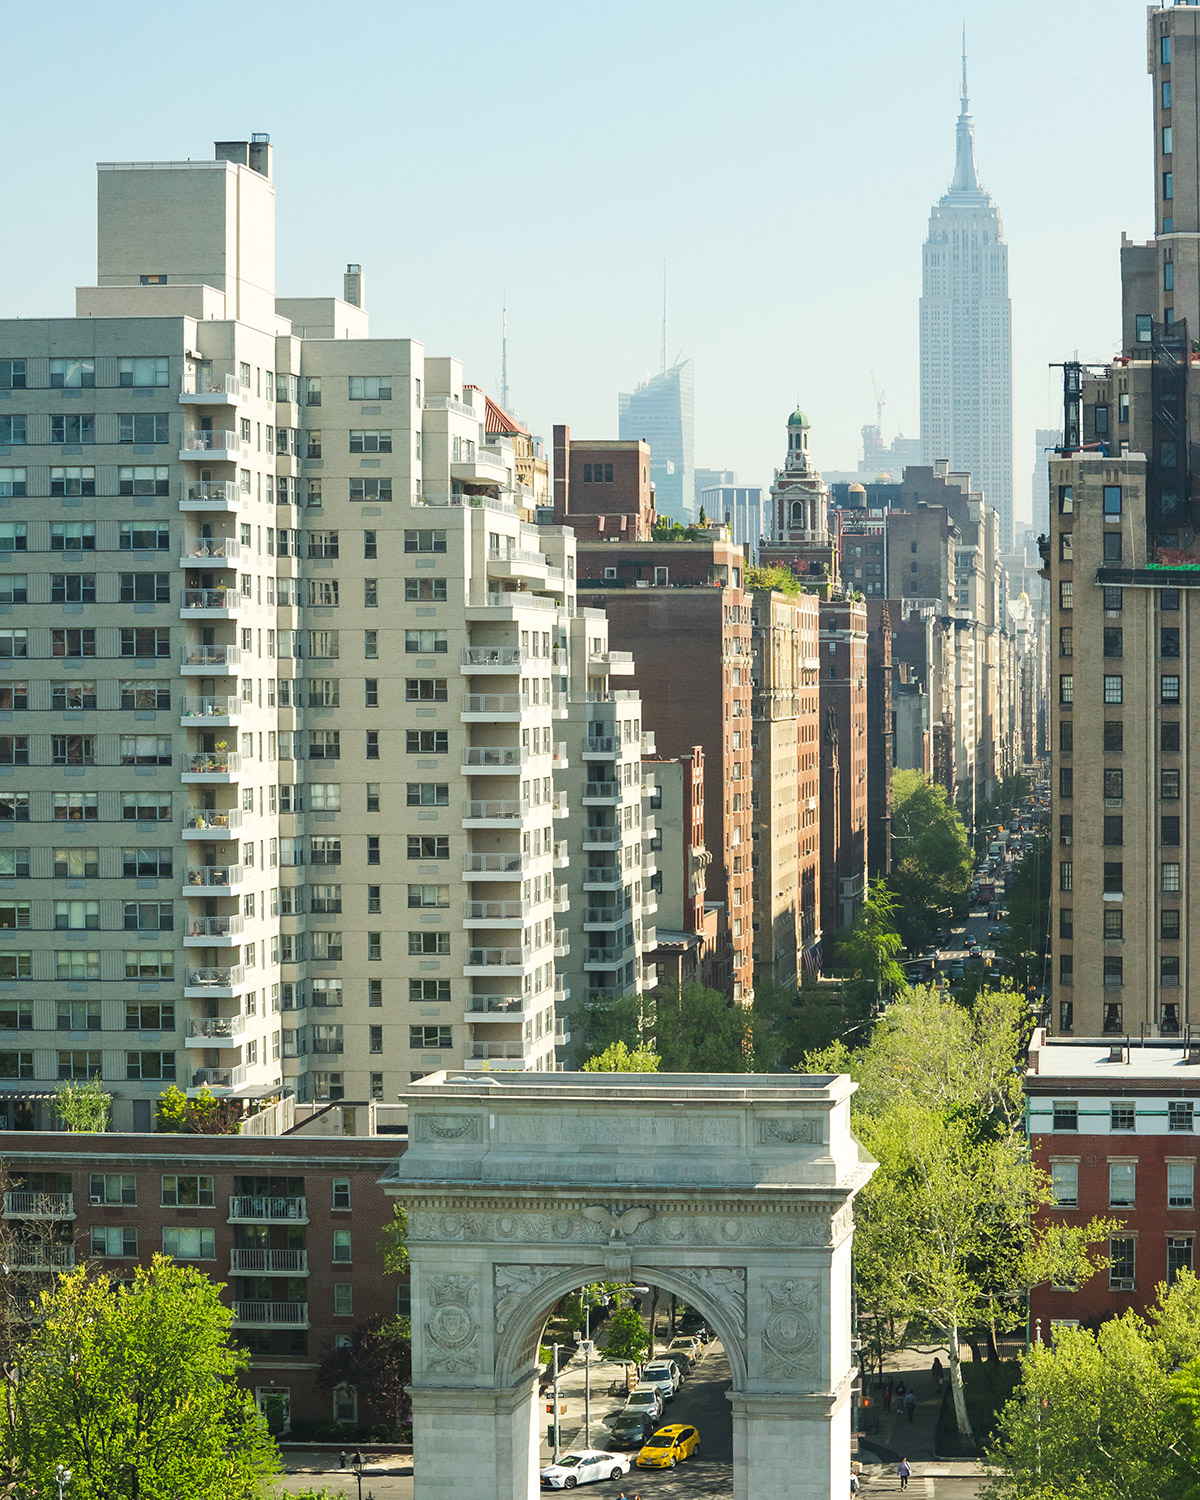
left=180, top=373, right=243, bottom=405
left=464, top=900, right=529, bottom=927
left=182, top=751, right=241, bottom=783
left=464, top=945, right=532, bottom=976
left=553, top=887, right=570, bottom=914
left=641, top=730, right=656, bottom=754
left=552, top=791, right=569, bottom=818
left=231, top=1301, right=309, bottom=1329
left=181, top=696, right=240, bottom=727
left=422, top=394, right=477, bottom=418
left=553, top=840, right=569, bottom=868
left=589, top=649, right=636, bottom=676
left=184, top=966, right=246, bottom=998
left=461, top=646, right=523, bottom=673
left=464, top=852, right=525, bottom=879
left=181, top=587, right=239, bottom=619
left=184, top=865, right=243, bottom=895
left=183, top=807, right=243, bottom=838
left=186, top=1014, right=247, bottom=1045
left=2, top=1192, right=74, bottom=1221
left=583, top=867, right=624, bottom=890
left=229, top=1248, right=308, bottom=1275
left=451, top=453, right=511, bottom=486
left=462, top=693, right=523, bottom=721
left=466, top=995, right=529, bottom=1021
left=585, top=945, right=632, bottom=969
left=582, top=826, right=621, bottom=849
left=463, top=799, right=527, bottom=827
left=583, top=782, right=622, bottom=805
left=584, top=736, right=617, bottom=758
left=180, top=538, right=240, bottom=567
left=487, top=545, right=551, bottom=583
left=554, top=935, right=570, bottom=958
left=462, top=746, right=524, bottom=773
left=179, top=430, right=240, bottom=463
left=585, top=907, right=629, bottom=929
left=181, top=480, right=240, bottom=512
left=228, top=1195, right=308, bottom=1223
left=184, top=914, right=244, bottom=946
left=552, top=742, right=569, bottom=770
left=8, top=1245, right=75, bottom=1272
left=463, top=1042, right=528, bottom=1071
left=467, top=584, right=561, bottom=615
left=190, top=1066, right=247, bottom=1094
left=181, top=644, right=241, bottom=673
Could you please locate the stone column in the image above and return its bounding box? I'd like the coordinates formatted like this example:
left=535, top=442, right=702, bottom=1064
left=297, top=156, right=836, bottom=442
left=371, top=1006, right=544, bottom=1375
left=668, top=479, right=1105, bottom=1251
left=729, top=1388, right=852, bottom=1500
left=410, top=1376, right=538, bottom=1500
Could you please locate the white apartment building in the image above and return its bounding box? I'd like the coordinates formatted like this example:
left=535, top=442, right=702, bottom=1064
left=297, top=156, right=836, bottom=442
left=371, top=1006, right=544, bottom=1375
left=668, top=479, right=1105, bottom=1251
left=0, top=137, right=653, bottom=1126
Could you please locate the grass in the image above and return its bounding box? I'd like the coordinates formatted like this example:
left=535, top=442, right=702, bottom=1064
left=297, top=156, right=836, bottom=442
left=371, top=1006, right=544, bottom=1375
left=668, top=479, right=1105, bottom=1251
left=935, top=1359, right=1021, bottom=1458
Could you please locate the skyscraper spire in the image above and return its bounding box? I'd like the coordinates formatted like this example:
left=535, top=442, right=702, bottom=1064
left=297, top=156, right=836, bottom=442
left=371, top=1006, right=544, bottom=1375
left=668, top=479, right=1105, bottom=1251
left=951, top=31, right=979, bottom=193
left=660, top=261, right=668, bottom=374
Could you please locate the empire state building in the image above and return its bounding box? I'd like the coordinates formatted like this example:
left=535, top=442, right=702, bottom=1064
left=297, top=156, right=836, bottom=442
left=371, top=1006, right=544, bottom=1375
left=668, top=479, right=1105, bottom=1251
left=919, top=51, right=1014, bottom=551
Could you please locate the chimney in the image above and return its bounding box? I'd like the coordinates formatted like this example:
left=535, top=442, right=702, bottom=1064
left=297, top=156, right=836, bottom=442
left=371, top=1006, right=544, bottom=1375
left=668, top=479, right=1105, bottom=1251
left=343, top=264, right=365, bottom=309
left=214, top=135, right=273, bottom=181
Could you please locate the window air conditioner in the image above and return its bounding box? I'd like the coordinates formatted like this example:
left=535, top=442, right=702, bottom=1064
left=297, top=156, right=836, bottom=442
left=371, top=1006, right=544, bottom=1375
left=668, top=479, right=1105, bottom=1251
left=89, top=1195, right=103, bottom=1205
left=1112, top=1278, right=1135, bottom=1292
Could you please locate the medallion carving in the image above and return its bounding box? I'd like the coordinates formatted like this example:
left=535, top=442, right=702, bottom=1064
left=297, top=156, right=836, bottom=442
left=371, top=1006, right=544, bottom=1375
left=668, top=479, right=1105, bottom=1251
left=761, top=1278, right=820, bottom=1377
left=424, top=1274, right=478, bottom=1373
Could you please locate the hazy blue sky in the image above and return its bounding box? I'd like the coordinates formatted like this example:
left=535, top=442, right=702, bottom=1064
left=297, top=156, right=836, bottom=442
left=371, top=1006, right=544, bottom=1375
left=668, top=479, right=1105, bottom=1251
left=2, top=0, right=1157, bottom=522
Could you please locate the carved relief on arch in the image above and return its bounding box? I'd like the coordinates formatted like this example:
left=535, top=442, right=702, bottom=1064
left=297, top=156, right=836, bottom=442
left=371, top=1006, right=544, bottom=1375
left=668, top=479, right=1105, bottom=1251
left=671, top=1266, right=747, bottom=1342
left=424, top=1274, right=479, bottom=1374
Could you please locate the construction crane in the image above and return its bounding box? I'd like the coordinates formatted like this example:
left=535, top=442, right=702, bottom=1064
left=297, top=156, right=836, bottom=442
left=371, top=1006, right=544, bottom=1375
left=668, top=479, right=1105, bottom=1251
left=870, top=372, right=886, bottom=438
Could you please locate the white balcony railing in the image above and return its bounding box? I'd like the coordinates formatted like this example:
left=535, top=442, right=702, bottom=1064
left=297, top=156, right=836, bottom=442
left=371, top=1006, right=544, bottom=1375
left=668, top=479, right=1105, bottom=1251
left=231, top=1301, right=309, bottom=1326
left=185, top=967, right=245, bottom=990
left=184, top=808, right=242, bottom=832
left=467, top=996, right=527, bottom=1014
left=462, top=747, right=523, bottom=770
left=182, top=588, right=237, bottom=611
left=180, top=538, right=240, bottom=563
left=228, top=1195, right=307, bottom=1222
left=461, top=646, right=523, bottom=668
left=182, top=373, right=241, bottom=399
left=2, top=1192, right=74, bottom=1220
left=464, top=901, right=528, bottom=921
left=468, top=1042, right=527, bottom=1061
left=184, top=865, right=242, bottom=889
left=229, top=1248, right=308, bottom=1274
left=182, top=645, right=241, bottom=669
left=191, top=1066, right=246, bottom=1090
left=462, top=694, right=522, bottom=715
left=184, top=753, right=241, bottom=775
left=186, top=915, right=244, bottom=940
left=182, top=480, right=239, bottom=505
left=465, top=946, right=531, bottom=968
left=182, top=430, right=240, bottom=453
left=464, top=800, right=525, bottom=821
left=182, top=697, right=238, bottom=718
left=187, top=1015, right=246, bottom=1039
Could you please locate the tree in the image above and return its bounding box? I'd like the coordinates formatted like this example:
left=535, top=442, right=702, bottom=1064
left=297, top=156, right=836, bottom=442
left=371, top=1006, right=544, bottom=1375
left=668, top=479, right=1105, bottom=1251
left=574, top=983, right=785, bottom=1073
left=807, top=987, right=1113, bottom=1443
left=830, top=884, right=906, bottom=1007
left=50, top=1076, right=110, bottom=1132
left=889, top=771, right=974, bottom=949
left=985, top=1272, right=1200, bottom=1500
left=378, top=1202, right=409, bottom=1277
left=745, top=564, right=805, bottom=597
left=317, top=1315, right=412, bottom=1429
left=156, top=1083, right=242, bottom=1134
left=580, top=1040, right=660, bottom=1072
left=993, top=832, right=1050, bottom=995
left=602, top=1306, right=651, bottom=1373
left=0, top=1256, right=278, bottom=1499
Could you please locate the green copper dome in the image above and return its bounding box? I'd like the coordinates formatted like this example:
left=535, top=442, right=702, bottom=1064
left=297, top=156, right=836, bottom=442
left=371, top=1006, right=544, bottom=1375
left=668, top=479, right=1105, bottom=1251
left=787, top=408, right=809, bottom=428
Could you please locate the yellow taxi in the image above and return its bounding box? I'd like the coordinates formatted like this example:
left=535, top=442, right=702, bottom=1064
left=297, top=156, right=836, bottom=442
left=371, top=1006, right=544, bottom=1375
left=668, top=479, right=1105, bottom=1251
left=636, top=1423, right=700, bottom=1468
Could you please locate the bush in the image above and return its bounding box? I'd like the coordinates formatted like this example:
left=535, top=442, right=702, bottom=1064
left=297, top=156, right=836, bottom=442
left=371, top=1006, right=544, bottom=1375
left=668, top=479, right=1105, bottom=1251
left=285, top=1417, right=411, bottom=1443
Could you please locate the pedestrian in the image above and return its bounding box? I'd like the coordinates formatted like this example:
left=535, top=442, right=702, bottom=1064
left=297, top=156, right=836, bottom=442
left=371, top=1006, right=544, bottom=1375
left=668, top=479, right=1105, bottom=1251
left=905, top=1388, right=916, bottom=1424
left=849, top=1472, right=860, bottom=1494
left=895, top=1379, right=905, bottom=1399
left=898, top=1457, right=912, bottom=1491
left=931, top=1356, right=943, bottom=1389
left=882, top=1379, right=893, bottom=1412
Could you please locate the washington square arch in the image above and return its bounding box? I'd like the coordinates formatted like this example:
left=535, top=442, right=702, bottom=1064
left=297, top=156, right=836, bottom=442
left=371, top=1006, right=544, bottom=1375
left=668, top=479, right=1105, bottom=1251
left=384, top=1070, right=876, bottom=1500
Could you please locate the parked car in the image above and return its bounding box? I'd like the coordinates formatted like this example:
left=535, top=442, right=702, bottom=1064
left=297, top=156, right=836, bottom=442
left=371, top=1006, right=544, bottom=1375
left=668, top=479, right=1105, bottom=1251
left=622, top=1385, right=663, bottom=1422
left=657, top=1351, right=690, bottom=1384
left=540, top=1449, right=632, bottom=1488
left=638, top=1360, right=680, bottom=1402
left=636, top=1424, right=701, bottom=1470
left=668, top=1334, right=703, bottom=1364
left=606, top=1411, right=653, bottom=1450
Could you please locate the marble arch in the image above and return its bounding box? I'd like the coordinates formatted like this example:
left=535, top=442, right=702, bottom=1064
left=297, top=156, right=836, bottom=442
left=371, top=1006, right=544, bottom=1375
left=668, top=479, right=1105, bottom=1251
left=383, top=1071, right=875, bottom=1500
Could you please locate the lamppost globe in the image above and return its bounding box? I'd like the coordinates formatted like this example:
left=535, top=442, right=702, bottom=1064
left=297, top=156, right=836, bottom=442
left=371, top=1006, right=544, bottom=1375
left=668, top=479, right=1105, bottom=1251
left=54, top=1465, right=71, bottom=1500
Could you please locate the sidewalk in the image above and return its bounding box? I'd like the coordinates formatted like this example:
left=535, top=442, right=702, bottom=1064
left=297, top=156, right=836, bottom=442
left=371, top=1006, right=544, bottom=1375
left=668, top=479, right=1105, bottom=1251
left=856, top=1348, right=986, bottom=1489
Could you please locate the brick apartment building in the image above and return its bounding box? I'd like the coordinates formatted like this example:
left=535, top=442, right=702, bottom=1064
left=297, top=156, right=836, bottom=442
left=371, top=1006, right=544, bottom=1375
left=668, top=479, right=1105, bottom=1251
left=0, top=1107, right=405, bottom=1429
left=1027, top=1030, right=1199, bottom=1335
left=819, top=597, right=869, bottom=938
left=577, top=530, right=754, bottom=998
left=552, top=426, right=654, bottom=542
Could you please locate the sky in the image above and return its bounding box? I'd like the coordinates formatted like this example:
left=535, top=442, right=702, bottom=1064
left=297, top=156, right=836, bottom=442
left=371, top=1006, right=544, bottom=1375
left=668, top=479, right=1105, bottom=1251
left=1, top=0, right=1158, bottom=524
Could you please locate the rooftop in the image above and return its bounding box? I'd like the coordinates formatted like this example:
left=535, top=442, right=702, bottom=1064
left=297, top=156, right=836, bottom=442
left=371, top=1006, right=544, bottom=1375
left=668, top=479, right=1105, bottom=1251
left=1028, top=1031, right=1200, bottom=1084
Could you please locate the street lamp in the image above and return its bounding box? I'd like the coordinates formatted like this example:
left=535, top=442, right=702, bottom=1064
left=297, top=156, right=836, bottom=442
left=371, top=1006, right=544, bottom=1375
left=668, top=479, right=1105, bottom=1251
left=573, top=1332, right=594, bottom=1449
left=54, top=1465, right=70, bottom=1500
left=350, top=1450, right=363, bottom=1500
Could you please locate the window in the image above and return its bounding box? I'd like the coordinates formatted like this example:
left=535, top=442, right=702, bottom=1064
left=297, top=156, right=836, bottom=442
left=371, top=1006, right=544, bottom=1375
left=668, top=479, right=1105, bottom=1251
left=119, top=356, right=168, bottom=387
left=54, top=900, right=99, bottom=931
left=409, top=931, right=451, bottom=956
left=407, top=730, right=447, bottom=754
left=1060, top=767, right=1073, bottom=798
left=120, top=791, right=172, bottom=822
left=1059, top=627, right=1073, bottom=658
left=50, top=358, right=95, bottom=389
left=405, top=630, right=447, bottom=654
left=123, top=903, right=173, bottom=933
left=124, top=951, right=173, bottom=980
left=119, top=521, right=170, bottom=551
left=161, top=1174, right=214, bottom=1207
left=51, top=414, right=97, bottom=445
left=89, top=1173, right=136, bottom=1205
left=1169, top=1101, right=1194, bottom=1133
left=310, top=931, right=343, bottom=962
left=405, top=578, right=447, bottom=601
left=1163, top=722, right=1181, bottom=755
left=333, top=1282, right=354, bottom=1316
left=407, top=884, right=448, bottom=908
left=52, top=735, right=96, bottom=766
left=1104, top=910, right=1123, bottom=941
left=1059, top=675, right=1073, bottom=705
left=1104, top=863, right=1123, bottom=895
left=1109, top=1101, right=1136, bottom=1132
left=1103, top=485, right=1123, bottom=517
left=310, top=885, right=342, bottom=915
left=1104, top=768, right=1123, bottom=801
left=364, top=631, right=378, bottom=659
left=409, top=1026, right=452, bottom=1049
left=0, top=361, right=26, bottom=390
left=1163, top=816, right=1181, bottom=846
left=348, top=377, right=391, bottom=400
left=308, top=631, right=339, bottom=659
left=307, top=531, right=339, bottom=560
left=119, top=736, right=171, bottom=766
left=308, top=579, right=340, bottom=607
left=0, top=418, right=26, bottom=446
left=311, top=979, right=343, bottom=1009
left=1059, top=579, right=1073, bottom=610
left=1104, top=956, right=1124, bottom=988
left=1059, top=861, right=1073, bottom=893
left=1109, top=1161, right=1136, bottom=1208
left=1162, top=626, right=1181, bottom=658
left=1119, top=392, right=1130, bottom=423
left=308, top=730, right=341, bottom=761
left=50, top=574, right=96, bottom=606
left=406, top=783, right=449, bottom=807
left=1168, top=1238, right=1194, bottom=1286
left=1060, top=720, right=1073, bottom=753
left=1058, top=1000, right=1074, bottom=1034
left=1163, top=863, right=1182, bottom=893
left=1051, top=1162, right=1078, bottom=1207
left=1104, top=816, right=1123, bottom=847
left=349, top=429, right=392, bottom=453
left=54, top=847, right=98, bottom=878
left=0, top=902, right=29, bottom=933
left=1170, top=1162, right=1194, bottom=1208
left=0, top=521, right=27, bottom=548
left=120, top=628, right=170, bottom=658
left=117, top=413, right=169, bottom=444
left=1103, top=627, right=1123, bottom=658
left=409, top=979, right=451, bottom=1002
left=0, top=1051, right=32, bottom=1077
left=1094, top=405, right=1110, bottom=437
left=406, top=679, right=447, bottom=703
left=403, top=529, right=446, bottom=554
left=332, top=1229, right=352, bottom=1262
left=364, top=579, right=378, bottom=609
left=1104, top=676, right=1123, bottom=704
left=308, top=783, right=340, bottom=812
left=1110, top=1237, right=1136, bottom=1290
left=58, top=1050, right=101, bottom=1081
left=50, top=466, right=96, bottom=497
left=162, top=1226, right=215, bottom=1259
left=0, top=630, right=27, bottom=659
left=91, top=1227, right=138, bottom=1258
left=119, top=680, right=171, bottom=710
left=0, top=736, right=28, bottom=766
left=349, top=477, right=392, bottom=502
left=1163, top=909, right=1182, bottom=941
left=1164, top=170, right=1174, bottom=200
left=310, top=837, right=341, bottom=866
left=119, top=572, right=170, bottom=604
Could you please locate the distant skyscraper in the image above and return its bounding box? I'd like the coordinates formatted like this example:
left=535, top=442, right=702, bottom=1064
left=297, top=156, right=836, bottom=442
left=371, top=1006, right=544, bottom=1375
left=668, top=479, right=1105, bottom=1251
left=1031, top=428, right=1059, bottom=543
left=619, top=359, right=695, bottom=522
left=920, top=45, right=1014, bottom=550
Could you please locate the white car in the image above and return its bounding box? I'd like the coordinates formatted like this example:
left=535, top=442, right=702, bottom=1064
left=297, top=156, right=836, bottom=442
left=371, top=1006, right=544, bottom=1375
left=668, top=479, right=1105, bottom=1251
left=639, top=1360, right=680, bottom=1400
left=540, top=1448, right=632, bottom=1489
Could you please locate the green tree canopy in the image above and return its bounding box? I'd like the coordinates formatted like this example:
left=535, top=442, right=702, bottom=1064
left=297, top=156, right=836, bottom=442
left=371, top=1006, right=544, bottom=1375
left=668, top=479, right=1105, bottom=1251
left=993, top=832, right=1050, bottom=995
left=830, top=884, right=906, bottom=1006
left=580, top=1040, right=661, bottom=1072
left=602, top=1306, right=652, bottom=1369
left=573, top=983, right=783, bottom=1073
left=889, top=771, right=974, bottom=949
left=745, top=563, right=805, bottom=597
left=50, top=1075, right=111, bottom=1132
left=0, top=1256, right=278, bottom=1499
left=986, top=1272, right=1200, bottom=1500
